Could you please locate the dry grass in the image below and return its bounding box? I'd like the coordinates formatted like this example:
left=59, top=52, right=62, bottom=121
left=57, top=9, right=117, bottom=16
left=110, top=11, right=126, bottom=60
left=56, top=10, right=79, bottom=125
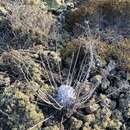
left=66, top=0, right=130, bottom=30
left=1, top=0, right=55, bottom=41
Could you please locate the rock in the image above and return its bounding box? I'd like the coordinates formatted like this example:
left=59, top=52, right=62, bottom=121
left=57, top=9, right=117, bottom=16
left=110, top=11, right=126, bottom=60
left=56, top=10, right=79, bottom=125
left=99, top=94, right=111, bottom=108
left=44, top=0, right=64, bottom=11
left=0, top=4, right=8, bottom=15
left=69, top=117, right=83, bottom=130
left=112, top=109, right=123, bottom=121
left=0, top=72, right=10, bottom=88
left=83, top=114, right=95, bottom=123
left=82, top=123, right=91, bottom=130
left=119, top=97, right=128, bottom=118
left=101, top=79, right=110, bottom=90
left=100, top=28, right=124, bottom=44
left=111, top=100, right=117, bottom=110
left=106, top=86, right=121, bottom=99
left=107, top=60, right=116, bottom=72
left=117, top=80, right=130, bottom=92
left=119, top=91, right=130, bottom=119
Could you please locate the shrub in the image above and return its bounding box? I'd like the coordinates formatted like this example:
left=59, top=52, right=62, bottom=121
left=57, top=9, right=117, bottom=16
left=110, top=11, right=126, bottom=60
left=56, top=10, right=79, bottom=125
left=97, top=39, right=130, bottom=71
left=0, top=87, right=44, bottom=130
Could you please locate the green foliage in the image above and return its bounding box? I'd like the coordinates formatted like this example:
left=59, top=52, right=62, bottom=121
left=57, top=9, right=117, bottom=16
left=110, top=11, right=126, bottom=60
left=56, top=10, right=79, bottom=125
left=0, top=88, right=44, bottom=130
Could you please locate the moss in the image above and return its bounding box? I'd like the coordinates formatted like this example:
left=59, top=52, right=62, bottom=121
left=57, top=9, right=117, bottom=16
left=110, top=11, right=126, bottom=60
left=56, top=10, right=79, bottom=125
left=0, top=88, right=44, bottom=130
left=0, top=48, right=57, bottom=98
left=99, top=0, right=130, bottom=13
left=83, top=122, right=105, bottom=130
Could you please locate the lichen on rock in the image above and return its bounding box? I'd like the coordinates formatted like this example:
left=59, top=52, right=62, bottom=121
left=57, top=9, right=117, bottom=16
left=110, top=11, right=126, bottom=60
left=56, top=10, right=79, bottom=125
left=44, top=0, right=65, bottom=11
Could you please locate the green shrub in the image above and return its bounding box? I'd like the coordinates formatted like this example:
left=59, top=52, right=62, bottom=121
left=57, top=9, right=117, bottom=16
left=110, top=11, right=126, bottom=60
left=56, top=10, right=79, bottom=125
left=0, top=88, right=44, bottom=130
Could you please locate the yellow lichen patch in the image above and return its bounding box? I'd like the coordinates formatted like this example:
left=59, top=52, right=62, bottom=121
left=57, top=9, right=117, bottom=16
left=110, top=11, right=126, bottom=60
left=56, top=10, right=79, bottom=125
left=32, top=63, right=42, bottom=81
left=41, top=83, right=54, bottom=94
left=0, top=4, right=8, bottom=14
left=108, top=118, right=122, bottom=130
left=97, top=39, right=130, bottom=71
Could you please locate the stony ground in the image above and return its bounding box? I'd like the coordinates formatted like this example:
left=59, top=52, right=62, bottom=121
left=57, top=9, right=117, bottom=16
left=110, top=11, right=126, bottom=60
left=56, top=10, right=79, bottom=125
left=0, top=0, right=130, bottom=130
